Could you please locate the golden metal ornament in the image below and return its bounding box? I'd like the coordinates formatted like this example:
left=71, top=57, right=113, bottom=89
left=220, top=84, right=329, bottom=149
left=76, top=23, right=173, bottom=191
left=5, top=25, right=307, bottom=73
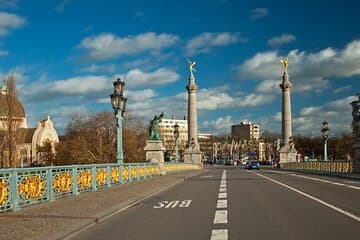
left=18, top=176, right=46, bottom=199
left=53, top=172, right=72, bottom=193
left=131, top=168, right=137, bottom=178
left=139, top=167, right=145, bottom=177
left=0, top=179, right=9, bottom=205
left=77, top=170, right=92, bottom=188
left=111, top=168, right=119, bottom=182
left=96, top=169, right=107, bottom=185
left=123, top=167, right=129, bottom=181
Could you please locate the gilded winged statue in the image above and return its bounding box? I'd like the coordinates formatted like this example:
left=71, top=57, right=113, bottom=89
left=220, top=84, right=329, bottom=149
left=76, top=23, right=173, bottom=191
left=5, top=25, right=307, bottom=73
left=187, top=58, right=196, bottom=73
left=280, top=57, right=289, bottom=71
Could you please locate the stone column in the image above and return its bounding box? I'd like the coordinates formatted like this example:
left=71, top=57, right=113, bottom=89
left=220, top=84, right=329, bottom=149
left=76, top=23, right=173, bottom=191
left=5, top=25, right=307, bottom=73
left=183, top=61, right=202, bottom=164
left=351, top=93, right=360, bottom=173
left=279, top=68, right=297, bottom=165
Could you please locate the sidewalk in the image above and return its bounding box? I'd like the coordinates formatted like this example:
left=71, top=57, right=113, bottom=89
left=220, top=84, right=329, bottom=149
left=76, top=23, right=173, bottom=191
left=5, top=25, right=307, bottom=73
left=0, top=169, right=206, bottom=240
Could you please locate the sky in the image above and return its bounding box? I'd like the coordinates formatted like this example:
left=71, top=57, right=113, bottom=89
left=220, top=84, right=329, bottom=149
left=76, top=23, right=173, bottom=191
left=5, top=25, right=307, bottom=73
left=0, top=0, right=359, bottom=137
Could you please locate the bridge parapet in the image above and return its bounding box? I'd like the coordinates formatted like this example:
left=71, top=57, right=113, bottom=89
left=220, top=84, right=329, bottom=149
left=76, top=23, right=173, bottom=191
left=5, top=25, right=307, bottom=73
left=282, top=161, right=353, bottom=175
left=0, top=162, right=200, bottom=213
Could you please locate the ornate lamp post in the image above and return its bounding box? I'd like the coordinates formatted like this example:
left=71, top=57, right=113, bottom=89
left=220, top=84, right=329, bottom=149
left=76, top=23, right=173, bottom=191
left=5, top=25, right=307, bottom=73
left=351, top=92, right=360, bottom=173
left=321, top=121, right=330, bottom=161
left=109, top=78, right=127, bottom=165
left=173, top=123, right=180, bottom=163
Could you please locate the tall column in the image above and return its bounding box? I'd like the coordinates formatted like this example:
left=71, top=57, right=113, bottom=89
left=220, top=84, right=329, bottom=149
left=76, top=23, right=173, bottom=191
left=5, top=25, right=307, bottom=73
left=184, top=60, right=202, bottom=164
left=187, top=71, right=199, bottom=148
left=278, top=58, right=297, bottom=165
left=280, top=71, right=292, bottom=146
left=351, top=93, right=360, bottom=173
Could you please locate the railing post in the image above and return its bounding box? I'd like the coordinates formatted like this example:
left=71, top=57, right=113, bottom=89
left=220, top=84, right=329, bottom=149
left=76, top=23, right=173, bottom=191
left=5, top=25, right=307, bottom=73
left=129, top=165, right=132, bottom=182
left=47, top=167, right=54, bottom=202
left=11, top=170, right=20, bottom=211
left=107, top=165, right=111, bottom=187
left=119, top=164, right=123, bottom=184
left=73, top=167, right=79, bottom=195
left=137, top=164, right=140, bottom=181
left=144, top=164, right=147, bottom=180
left=92, top=165, right=97, bottom=191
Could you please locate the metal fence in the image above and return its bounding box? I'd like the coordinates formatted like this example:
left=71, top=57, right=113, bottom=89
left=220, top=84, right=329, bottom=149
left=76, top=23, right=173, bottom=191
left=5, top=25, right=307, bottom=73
left=281, top=161, right=353, bottom=174
left=0, top=162, right=201, bottom=213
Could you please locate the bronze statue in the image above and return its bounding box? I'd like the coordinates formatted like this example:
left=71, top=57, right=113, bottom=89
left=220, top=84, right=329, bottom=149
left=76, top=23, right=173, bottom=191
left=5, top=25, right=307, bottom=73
left=280, top=57, right=289, bottom=71
left=149, top=113, right=164, bottom=140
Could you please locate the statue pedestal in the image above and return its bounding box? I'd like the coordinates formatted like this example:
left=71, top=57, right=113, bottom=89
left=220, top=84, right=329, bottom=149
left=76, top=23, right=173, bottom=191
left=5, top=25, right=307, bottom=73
left=353, top=137, right=360, bottom=173
left=279, top=144, right=297, bottom=166
left=144, top=140, right=166, bottom=175
left=183, top=146, right=202, bottom=165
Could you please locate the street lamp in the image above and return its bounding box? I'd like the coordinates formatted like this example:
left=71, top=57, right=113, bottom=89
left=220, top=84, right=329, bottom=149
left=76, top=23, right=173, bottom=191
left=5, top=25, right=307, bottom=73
left=321, top=120, right=330, bottom=161
left=173, top=123, right=180, bottom=163
left=110, top=78, right=127, bottom=165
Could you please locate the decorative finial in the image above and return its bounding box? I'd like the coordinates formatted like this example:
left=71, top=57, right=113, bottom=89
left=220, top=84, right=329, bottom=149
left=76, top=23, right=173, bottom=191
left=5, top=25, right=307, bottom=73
left=187, top=58, right=196, bottom=73
left=280, top=57, right=289, bottom=71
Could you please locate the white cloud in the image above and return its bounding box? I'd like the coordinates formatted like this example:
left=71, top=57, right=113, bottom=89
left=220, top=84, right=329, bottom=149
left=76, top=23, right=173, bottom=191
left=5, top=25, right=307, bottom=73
left=333, top=85, right=352, bottom=95
left=186, top=32, right=243, bottom=56
left=294, top=96, right=357, bottom=135
left=236, top=39, right=360, bottom=93
left=55, top=0, right=71, bottom=13
left=118, top=68, right=180, bottom=89
left=0, top=50, right=8, bottom=56
left=78, top=32, right=179, bottom=60
left=80, top=64, right=116, bottom=73
left=255, top=79, right=278, bottom=93
left=202, top=116, right=235, bottom=133
left=267, top=34, right=296, bottom=47
left=250, top=8, right=268, bottom=20
left=0, top=12, right=25, bottom=35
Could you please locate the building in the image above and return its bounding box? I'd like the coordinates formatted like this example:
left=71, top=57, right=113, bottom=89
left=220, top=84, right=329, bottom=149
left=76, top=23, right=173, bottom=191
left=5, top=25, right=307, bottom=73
left=159, top=117, right=188, bottom=157
left=0, top=78, right=59, bottom=168
left=231, top=121, right=260, bottom=141
left=198, top=133, right=213, bottom=160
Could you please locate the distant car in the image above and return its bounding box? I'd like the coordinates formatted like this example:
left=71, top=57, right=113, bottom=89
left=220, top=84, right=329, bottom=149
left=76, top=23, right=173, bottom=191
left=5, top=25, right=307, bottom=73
left=245, top=161, right=260, bottom=170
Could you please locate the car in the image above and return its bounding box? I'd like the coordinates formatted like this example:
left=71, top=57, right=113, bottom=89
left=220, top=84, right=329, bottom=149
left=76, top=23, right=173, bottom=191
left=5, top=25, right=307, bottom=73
left=245, top=161, right=260, bottom=170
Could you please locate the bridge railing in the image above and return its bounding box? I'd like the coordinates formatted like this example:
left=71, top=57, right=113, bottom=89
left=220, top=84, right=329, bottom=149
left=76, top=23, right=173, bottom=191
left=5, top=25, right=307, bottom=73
left=0, top=162, right=201, bottom=213
left=281, top=160, right=353, bottom=174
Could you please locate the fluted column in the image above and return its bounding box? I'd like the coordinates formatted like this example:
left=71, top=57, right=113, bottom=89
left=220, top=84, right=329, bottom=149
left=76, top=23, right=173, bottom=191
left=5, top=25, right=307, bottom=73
left=187, top=71, right=199, bottom=148
left=280, top=71, right=292, bottom=146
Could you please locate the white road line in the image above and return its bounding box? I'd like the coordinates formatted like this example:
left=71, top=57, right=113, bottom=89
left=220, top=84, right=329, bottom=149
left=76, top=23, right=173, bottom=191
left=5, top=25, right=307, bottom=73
left=290, top=174, right=360, bottom=190
left=214, top=210, right=228, bottom=224
left=218, top=192, right=227, bottom=199
left=251, top=171, right=360, bottom=222
left=210, top=229, right=228, bottom=240
left=219, top=187, right=227, bottom=192
left=217, top=199, right=227, bottom=209
left=220, top=184, right=226, bottom=188
left=211, top=229, right=228, bottom=240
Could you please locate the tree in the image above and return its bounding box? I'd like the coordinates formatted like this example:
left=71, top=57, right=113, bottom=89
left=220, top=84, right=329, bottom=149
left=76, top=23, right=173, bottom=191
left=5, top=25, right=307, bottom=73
left=36, top=140, right=55, bottom=166
left=55, top=111, right=148, bottom=165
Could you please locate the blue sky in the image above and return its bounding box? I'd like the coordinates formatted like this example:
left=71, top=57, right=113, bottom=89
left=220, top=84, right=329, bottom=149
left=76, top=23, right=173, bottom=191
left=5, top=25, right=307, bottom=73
left=0, top=0, right=359, bottom=136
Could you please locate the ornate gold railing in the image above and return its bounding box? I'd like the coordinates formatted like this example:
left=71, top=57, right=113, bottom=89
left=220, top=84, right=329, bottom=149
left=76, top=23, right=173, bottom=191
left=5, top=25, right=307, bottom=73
left=282, top=161, right=353, bottom=174
left=0, top=162, right=201, bottom=213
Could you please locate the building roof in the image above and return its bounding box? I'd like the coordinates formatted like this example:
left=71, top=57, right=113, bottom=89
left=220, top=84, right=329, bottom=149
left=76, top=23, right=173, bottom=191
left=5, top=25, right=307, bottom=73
left=0, top=94, right=25, bottom=118
left=15, top=128, right=36, bottom=144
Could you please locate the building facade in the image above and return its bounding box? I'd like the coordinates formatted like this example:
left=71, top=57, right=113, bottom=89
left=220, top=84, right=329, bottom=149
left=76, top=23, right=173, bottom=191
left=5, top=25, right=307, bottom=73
left=231, top=121, right=260, bottom=141
left=158, top=117, right=188, bottom=158
left=0, top=79, right=59, bottom=168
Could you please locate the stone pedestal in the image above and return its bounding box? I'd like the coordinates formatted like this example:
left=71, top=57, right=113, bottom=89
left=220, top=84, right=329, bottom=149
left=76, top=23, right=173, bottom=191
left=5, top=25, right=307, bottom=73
left=279, top=145, right=297, bottom=166
left=144, top=140, right=166, bottom=175
left=183, top=146, right=202, bottom=164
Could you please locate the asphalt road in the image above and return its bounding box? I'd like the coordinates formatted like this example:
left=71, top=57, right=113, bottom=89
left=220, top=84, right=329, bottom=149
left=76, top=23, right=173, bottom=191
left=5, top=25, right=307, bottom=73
left=71, top=166, right=360, bottom=240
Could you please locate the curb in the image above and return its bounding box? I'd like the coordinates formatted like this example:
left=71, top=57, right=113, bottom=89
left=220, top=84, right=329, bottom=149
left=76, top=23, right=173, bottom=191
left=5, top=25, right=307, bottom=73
left=51, top=170, right=207, bottom=240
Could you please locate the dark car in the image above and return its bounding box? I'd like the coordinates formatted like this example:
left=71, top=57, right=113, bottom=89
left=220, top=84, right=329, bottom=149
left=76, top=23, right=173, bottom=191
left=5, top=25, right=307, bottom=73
left=245, top=161, right=260, bottom=170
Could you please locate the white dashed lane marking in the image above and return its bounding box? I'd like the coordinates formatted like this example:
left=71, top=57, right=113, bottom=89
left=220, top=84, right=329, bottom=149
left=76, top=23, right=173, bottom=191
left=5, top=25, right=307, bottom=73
left=217, top=199, right=227, bottom=209
left=214, top=210, right=228, bottom=224
left=211, top=229, right=228, bottom=240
